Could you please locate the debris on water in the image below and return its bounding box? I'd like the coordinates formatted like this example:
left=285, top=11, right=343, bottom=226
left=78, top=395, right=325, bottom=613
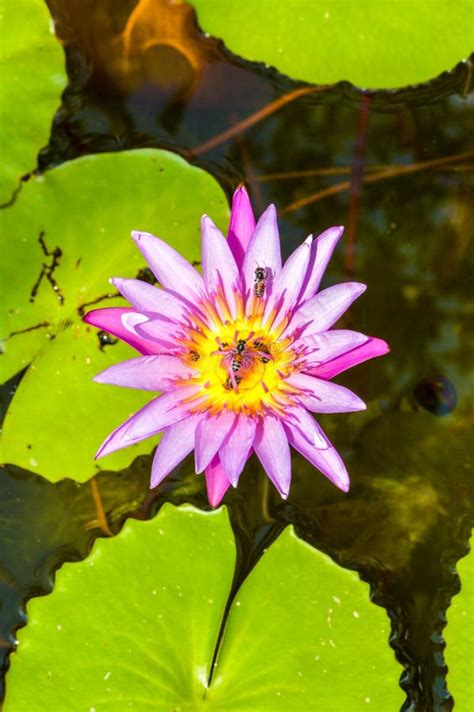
left=413, top=376, right=457, bottom=416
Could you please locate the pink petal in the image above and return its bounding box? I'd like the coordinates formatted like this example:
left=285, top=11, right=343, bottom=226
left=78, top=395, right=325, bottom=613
left=135, top=315, right=185, bottom=350
left=241, top=204, right=282, bottom=301
left=227, top=185, right=256, bottom=268
left=296, top=330, right=369, bottom=367
left=132, top=231, right=204, bottom=302
left=263, top=236, right=312, bottom=328
left=286, top=372, right=366, bottom=413
left=96, top=386, right=199, bottom=459
left=286, top=282, right=367, bottom=337
left=194, top=410, right=236, bottom=473
left=150, top=414, right=203, bottom=488
left=83, top=308, right=161, bottom=355
left=205, top=454, right=231, bottom=508
left=218, top=415, right=256, bottom=486
left=311, top=337, right=390, bottom=380
left=111, top=278, right=190, bottom=322
left=286, top=405, right=331, bottom=448
left=93, top=354, right=196, bottom=391
left=201, top=215, right=241, bottom=318
left=253, top=416, right=291, bottom=498
left=298, top=226, right=344, bottom=304
left=284, top=407, right=350, bottom=492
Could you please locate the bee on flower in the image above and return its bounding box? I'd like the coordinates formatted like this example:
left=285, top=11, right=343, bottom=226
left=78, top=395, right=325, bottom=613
left=253, top=265, right=267, bottom=299
left=85, top=186, right=389, bottom=506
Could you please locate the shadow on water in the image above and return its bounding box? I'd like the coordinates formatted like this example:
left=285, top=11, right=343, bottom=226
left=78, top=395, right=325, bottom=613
left=1, top=0, right=473, bottom=708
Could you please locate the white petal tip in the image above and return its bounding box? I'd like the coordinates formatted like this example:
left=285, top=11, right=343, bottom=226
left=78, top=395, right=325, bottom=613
left=324, top=225, right=344, bottom=238
left=350, top=398, right=367, bottom=412
left=132, top=230, right=155, bottom=244
left=201, top=214, right=215, bottom=231
left=275, top=481, right=290, bottom=499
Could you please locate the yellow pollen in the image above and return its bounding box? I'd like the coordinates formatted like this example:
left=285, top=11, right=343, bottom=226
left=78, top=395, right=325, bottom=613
left=180, top=309, right=296, bottom=416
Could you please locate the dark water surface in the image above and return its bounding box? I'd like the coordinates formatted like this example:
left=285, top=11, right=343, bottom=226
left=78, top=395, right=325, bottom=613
left=1, top=1, right=473, bottom=709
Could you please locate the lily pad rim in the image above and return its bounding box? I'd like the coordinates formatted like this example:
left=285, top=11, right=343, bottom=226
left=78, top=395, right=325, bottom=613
left=201, top=29, right=472, bottom=95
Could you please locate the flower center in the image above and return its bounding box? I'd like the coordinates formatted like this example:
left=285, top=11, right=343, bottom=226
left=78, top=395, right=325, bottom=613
left=180, top=311, right=296, bottom=416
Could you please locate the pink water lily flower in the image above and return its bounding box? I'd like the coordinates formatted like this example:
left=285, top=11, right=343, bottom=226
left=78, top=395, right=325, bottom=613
left=85, top=187, right=389, bottom=506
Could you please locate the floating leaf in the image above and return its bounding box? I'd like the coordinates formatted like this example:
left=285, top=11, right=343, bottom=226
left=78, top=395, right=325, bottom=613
left=445, top=538, right=474, bottom=711
left=5, top=505, right=403, bottom=710
left=0, top=149, right=228, bottom=480
left=0, top=0, right=65, bottom=203
left=0, top=322, right=155, bottom=480
left=206, top=523, right=403, bottom=709
left=191, top=0, right=472, bottom=88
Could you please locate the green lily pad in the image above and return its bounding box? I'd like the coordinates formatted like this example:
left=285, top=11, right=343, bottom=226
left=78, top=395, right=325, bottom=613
left=5, top=505, right=403, bottom=710
left=445, top=538, right=474, bottom=710
left=0, top=149, right=228, bottom=481
left=0, top=0, right=66, bottom=203
left=191, top=0, right=473, bottom=88
left=0, top=321, right=155, bottom=479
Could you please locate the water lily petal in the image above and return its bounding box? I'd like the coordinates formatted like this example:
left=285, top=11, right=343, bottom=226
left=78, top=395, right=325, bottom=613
left=135, top=315, right=186, bottom=350
left=253, top=416, right=291, bottom=498
left=83, top=307, right=160, bottom=355
left=219, top=415, right=256, bottom=486
left=201, top=215, right=241, bottom=318
left=287, top=282, right=367, bottom=337
left=285, top=407, right=350, bottom=491
left=264, top=236, right=312, bottom=328
left=296, top=330, right=369, bottom=367
left=93, top=354, right=195, bottom=391
left=287, top=372, right=366, bottom=413
left=242, top=204, right=282, bottom=301
left=311, top=337, right=390, bottom=379
left=194, top=410, right=237, bottom=473
left=96, top=386, right=199, bottom=459
left=286, top=405, right=330, bottom=448
left=299, top=226, right=344, bottom=304
left=205, top=454, right=231, bottom=508
left=110, top=277, right=190, bottom=322
left=150, top=413, right=203, bottom=488
left=227, top=185, right=256, bottom=268
left=132, top=230, right=204, bottom=302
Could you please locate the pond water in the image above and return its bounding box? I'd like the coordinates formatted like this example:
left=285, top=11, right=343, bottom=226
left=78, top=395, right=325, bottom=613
left=0, top=2, right=473, bottom=709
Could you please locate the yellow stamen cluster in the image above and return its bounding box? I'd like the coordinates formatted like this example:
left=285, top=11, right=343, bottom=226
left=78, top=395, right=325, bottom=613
left=179, top=299, right=297, bottom=416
